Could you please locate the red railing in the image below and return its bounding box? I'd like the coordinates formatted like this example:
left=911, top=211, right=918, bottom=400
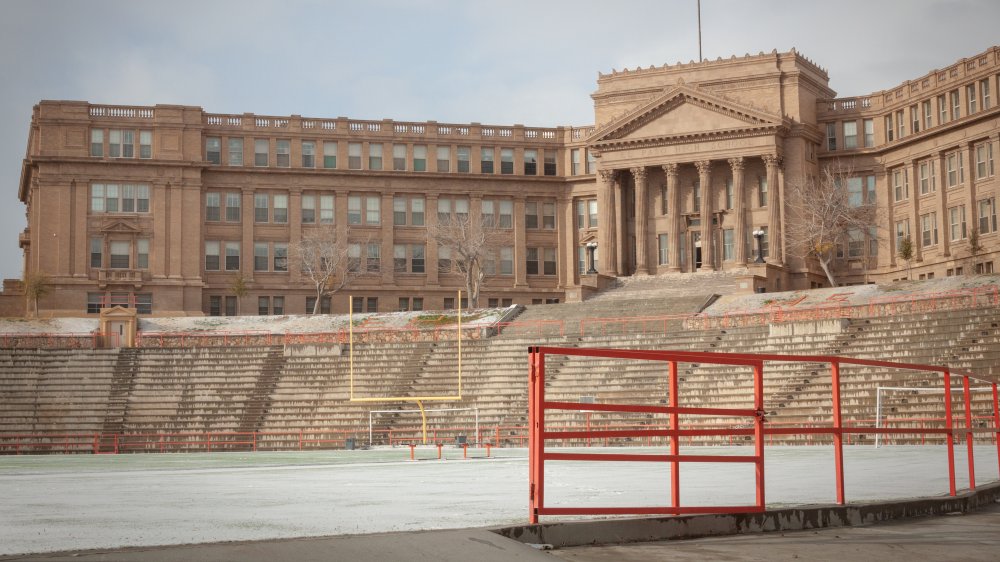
left=527, top=346, right=1000, bottom=523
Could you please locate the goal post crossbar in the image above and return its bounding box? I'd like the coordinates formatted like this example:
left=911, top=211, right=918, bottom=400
left=368, top=406, right=479, bottom=446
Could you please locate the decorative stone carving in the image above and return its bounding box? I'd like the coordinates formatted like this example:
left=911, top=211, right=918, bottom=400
left=727, top=156, right=745, bottom=173
left=694, top=160, right=712, bottom=175
left=598, top=169, right=617, bottom=184
left=630, top=167, right=647, bottom=183
left=662, top=163, right=679, bottom=176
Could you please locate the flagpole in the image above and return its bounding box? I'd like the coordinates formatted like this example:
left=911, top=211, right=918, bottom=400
left=697, top=0, right=703, bottom=62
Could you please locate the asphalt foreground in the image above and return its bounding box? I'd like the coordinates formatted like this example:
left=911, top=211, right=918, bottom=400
left=3, top=500, right=999, bottom=562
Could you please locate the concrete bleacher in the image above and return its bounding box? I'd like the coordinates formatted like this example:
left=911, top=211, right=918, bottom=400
left=1, top=275, right=999, bottom=452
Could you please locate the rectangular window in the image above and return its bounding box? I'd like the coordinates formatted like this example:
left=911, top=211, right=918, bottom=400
left=225, top=296, right=237, bottom=316
left=481, top=147, right=494, bottom=174
left=757, top=176, right=767, bottom=208
left=847, top=177, right=864, bottom=207
left=206, top=137, right=221, bottom=164
left=524, top=149, right=537, bottom=175
left=352, top=296, right=363, bottom=313
left=122, top=131, right=134, bottom=158
left=575, top=200, right=584, bottom=229
left=367, top=243, right=380, bottom=273
left=976, top=142, right=994, bottom=179
left=225, top=242, right=241, bottom=271
left=847, top=228, right=863, bottom=258
left=896, top=109, right=905, bottom=138
left=884, top=114, right=894, bottom=142
left=366, top=195, right=380, bottom=225
left=273, top=194, right=288, bottom=223
left=922, top=101, right=932, bottom=131
left=254, top=242, right=268, bottom=271
left=910, top=105, right=920, bottom=134
left=348, top=196, right=362, bottom=225
left=206, top=193, right=220, bottom=221
left=454, top=198, right=468, bottom=222
left=205, top=241, right=220, bottom=271
left=865, top=175, right=876, bottom=205
left=438, top=245, right=452, bottom=272
left=394, top=244, right=406, bottom=273
left=500, top=247, right=513, bottom=275
left=90, top=238, right=103, bottom=268
left=411, top=244, right=425, bottom=273
left=951, top=90, right=961, bottom=120
left=393, top=144, right=407, bottom=171
left=412, top=145, right=426, bottom=172
left=305, top=296, right=332, bottom=315
left=137, top=185, right=150, bottom=213
left=438, top=198, right=451, bottom=224
left=302, top=141, right=315, bottom=168
left=302, top=195, right=316, bottom=223
left=525, top=201, right=539, bottom=229
left=499, top=200, right=513, bottom=229
left=137, top=239, right=149, bottom=269
left=826, top=123, right=837, bottom=151
left=411, top=197, right=424, bottom=226
left=274, top=243, right=287, bottom=272
left=90, top=184, right=105, bottom=212
left=482, top=199, right=496, bottom=228
left=122, top=185, right=135, bottom=212
left=725, top=179, right=734, bottom=209
left=544, top=150, right=556, bottom=176
left=982, top=78, right=992, bottom=110
left=500, top=148, right=514, bottom=174
left=394, top=197, right=407, bottom=226
left=842, top=121, right=857, bottom=149
left=893, top=169, right=908, bottom=202
left=228, top=138, right=243, bottom=166
left=109, top=129, right=122, bottom=157
left=323, top=141, right=337, bottom=168
left=108, top=240, right=130, bottom=269
left=577, top=246, right=586, bottom=274
left=950, top=205, right=967, bottom=241
left=921, top=212, right=938, bottom=246
left=276, top=140, right=290, bottom=167
left=571, top=148, right=581, bottom=175
left=348, top=142, right=362, bottom=169
left=90, top=129, right=103, bottom=157
left=542, top=202, right=555, bottom=229
left=723, top=229, right=734, bottom=261
left=895, top=219, right=910, bottom=247
left=759, top=226, right=769, bottom=258
left=967, top=84, right=978, bottom=114
left=255, top=139, right=269, bottom=167
left=258, top=296, right=270, bottom=316
left=457, top=146, right=470, bottom=173
left=526, top=247, right=539, bottom=275
left=254, top=193, right=269, bottom=223
left=320, top=195, right=334, bottom=224
left=226, top=193, right=241, bottom=222
left=918, top=161, right=936, bottom=195
left=658, top=233, right=669, bottom=265
left=543, top=248, right=557, bottom=275
left=135, top=293, right=152, bottom=315
left=139, top=130, right=152, bottom=159
left=436, top=146, right=449, bottom=172
left=347, top=243, right=361, bottom=272
left=938, top=94, right=948, bottom=125
left=588, top=200, right=598, bottom=228
left=863, top=118, right=874, bottom=148
left=368, top=143, right=383, bottom=170
left=586, top=150, right=596, bottom=174
left=979, top=198, right=997, bottom=234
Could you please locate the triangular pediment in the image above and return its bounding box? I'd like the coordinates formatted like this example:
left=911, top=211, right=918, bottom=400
left=100, top=219, right=141, bottom=234
left=591, top=84, right=784, bottom=148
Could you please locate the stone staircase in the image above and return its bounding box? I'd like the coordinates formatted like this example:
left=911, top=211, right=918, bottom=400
left=96, top=347, right=139, bottom=452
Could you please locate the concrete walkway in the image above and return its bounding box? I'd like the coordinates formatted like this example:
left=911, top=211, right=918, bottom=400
left=4, top=504, right=998, bottom=562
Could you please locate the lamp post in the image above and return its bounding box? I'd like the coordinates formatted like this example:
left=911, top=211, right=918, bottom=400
left=752, top=229, right=765, bottom=264
left=586, top=241, right=598, bottom=274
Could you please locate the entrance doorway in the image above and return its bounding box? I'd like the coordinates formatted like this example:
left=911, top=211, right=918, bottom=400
left=692, top=232, right=702, bottom=270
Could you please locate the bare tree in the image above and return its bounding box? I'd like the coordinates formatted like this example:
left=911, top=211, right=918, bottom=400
left=290, top=225, right=362, bottom=314
left=428, top=211, right=510, bottom=308
left=785, top=165, right=880, bottom=287
left=966, top=227, right=984, bottom=274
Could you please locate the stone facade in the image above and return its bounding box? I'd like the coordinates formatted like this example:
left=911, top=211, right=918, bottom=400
left=16, top=47, right=1000, bottom=316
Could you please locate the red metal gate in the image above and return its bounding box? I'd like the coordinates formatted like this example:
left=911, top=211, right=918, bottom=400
left=527, top=346, right=1000, bottom=524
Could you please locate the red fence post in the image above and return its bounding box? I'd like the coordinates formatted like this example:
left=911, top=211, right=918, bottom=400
left=993, top=383, right=1000, bottom=474
left=753, top=361, right=766, bottom=511
left=668, top=360, right=680, bottom=514
left=831, top=360, right=845, bottom=504
left=963, top=376, right=976, bottom=490
left=943, top=370, right=957, bottom=496
left=528, top=347, right=545, bottom=524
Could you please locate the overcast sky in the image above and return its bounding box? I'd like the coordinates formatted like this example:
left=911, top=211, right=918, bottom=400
left=0, top=0, right=997, bottom=281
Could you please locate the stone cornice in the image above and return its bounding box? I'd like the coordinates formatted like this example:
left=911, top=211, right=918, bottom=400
left=591, top=124, right=788, bottom=154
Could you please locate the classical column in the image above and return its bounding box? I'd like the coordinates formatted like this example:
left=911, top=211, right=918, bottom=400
left=614, top=180, right=626, bottom=275
left=662, top=163, right=681, bottom=271
left=728, top=157, right=747, bottom=265
left=597, top=169, right=618, bottom=275
left=695, top=160, right=714, bottom=270
left=763, top=154, right=783, bottom=265
left=631, top=166, right=649, bottom=275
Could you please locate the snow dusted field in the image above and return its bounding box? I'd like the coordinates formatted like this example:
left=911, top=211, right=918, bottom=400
left=0, top=444, right=996, bottom=555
